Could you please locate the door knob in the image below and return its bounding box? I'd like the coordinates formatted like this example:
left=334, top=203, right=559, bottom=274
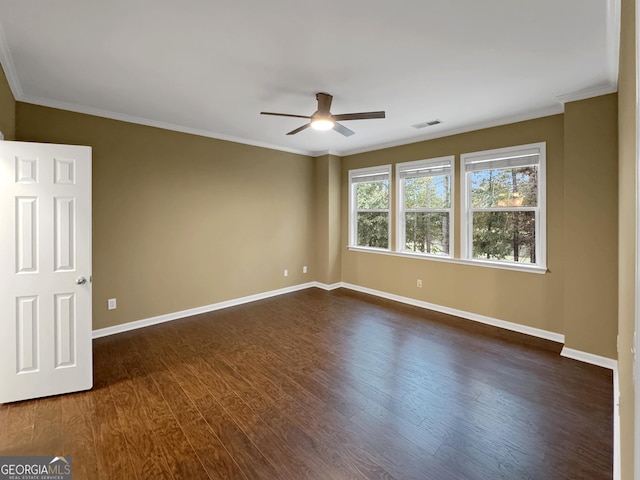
left=76, top=276, right=87, bottom=285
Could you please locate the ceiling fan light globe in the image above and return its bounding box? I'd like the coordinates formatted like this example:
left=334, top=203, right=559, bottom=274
left=311, top=119, right=335, bottom=131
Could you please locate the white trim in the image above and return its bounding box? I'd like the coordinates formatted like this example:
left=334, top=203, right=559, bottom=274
left=606, top=0, right=622, bottom=91
left=0, top=18, right=23, bottom=99
left=92, top=280, right=563, bottom=343
left=560, top=347, right=617, bottom=370
left=396, top=156, right=455, bottom=257
left=17, top=94, right=314, bottom=157
left=556, top=84, right=618, bottom=105
left=348, top=165, right=392, bottom=250
left=92, top=282, right=316, bottom=339
left=0, top=16, right=314, bottom=158
left=90, top=278, right=623, bottom=372
left=90, top=275, right=621, bottom=480
left=347, top=245, right=548, bottom=274
left=555, top=0, right=620, bottom=107
left=0, top=27, right=565, bottom=161
left=340, top=282, right=564, bottom=343
left=336, top=105, right=564, bottom=157
left=313, top=281, right=343, bottom=291
left=0, top=37, right=567, bottom=161
left=460, top=142, right=547, bottom=270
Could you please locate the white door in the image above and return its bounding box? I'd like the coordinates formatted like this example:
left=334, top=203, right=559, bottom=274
left=0, top=141, right=92, bottom=404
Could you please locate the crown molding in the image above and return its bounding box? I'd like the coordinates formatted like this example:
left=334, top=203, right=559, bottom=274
left=0, top=15, right=316, bottom=158
left=0, top=18, right=23, bottom=100
left=1, top=0, right=621, bottom=159
left=16, top=93, right=316, bottom=157
left=556, top=83, right=618, bottom=105
left=606, top=0, right=621, bottom=88
left=335, top=104, right=564, bottom=157
left=556, top=0, right=620, bottom=105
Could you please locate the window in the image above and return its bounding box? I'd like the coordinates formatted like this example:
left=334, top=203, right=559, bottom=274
left=461, top=143, right=546, bottom=268
left=349, top=165, right=391, bottom=249
left=397, top=156, right=454, bottom=256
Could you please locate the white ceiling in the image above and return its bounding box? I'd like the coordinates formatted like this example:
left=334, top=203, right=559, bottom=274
left=0, top=0, right=619, bottom=156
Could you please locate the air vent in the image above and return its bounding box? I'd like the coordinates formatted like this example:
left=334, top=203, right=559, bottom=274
left=412, top=119, right=443, bottom=129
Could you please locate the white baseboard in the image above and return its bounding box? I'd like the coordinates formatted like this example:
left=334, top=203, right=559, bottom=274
left=93, top=280, right=564, bottom=345
left=340, top=282, right=565, bottom=344
left=92, top=282, right=316, bottom=339
left=93, top=279, right=619, bottom=375
left=91, top=279, right=619, bottom=478
left=339, top=282, right=619, bottom=479
left=313, top=281, right=343, bottom=291
left=560, top=347, right=617, bottom=370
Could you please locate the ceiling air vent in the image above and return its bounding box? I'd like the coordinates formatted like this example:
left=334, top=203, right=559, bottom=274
left=412, top=119, right=442, bottom=129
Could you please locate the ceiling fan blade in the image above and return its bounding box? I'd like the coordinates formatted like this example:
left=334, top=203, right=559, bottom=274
left=286, top=123, right=311, bottom=135
left=316, top=93, right=333, bottom=115
left=333, top=122, right=355, bottom=137
left=260, top=112, right=311, bottom=119
left=332, top=111, right=386, bottom=121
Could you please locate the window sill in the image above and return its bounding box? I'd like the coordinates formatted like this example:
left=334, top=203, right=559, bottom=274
left=347, top=247, right=548, bottom=274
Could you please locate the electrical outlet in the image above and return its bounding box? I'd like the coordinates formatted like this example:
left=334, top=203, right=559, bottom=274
left=417, top=279, right=422, bottom=288
left=284, top=269, right=288, bottom=277
left=303, top=265, right=307, bottom=274
left=107, top=298, right=117, bottom=310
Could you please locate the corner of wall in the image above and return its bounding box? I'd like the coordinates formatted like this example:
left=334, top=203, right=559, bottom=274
left=0, top=63, right=16, bottom=140
left=314, top=154, right=343, bottom=285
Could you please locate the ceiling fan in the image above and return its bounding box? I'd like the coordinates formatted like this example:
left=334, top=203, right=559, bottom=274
left=260, top=92, right=385, bottom=137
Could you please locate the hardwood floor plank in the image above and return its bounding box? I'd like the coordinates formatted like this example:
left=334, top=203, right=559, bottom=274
left=0, top=288, right=613, bottom=480
left=121, top=350, right=212, bottom=480
left=156, top=340, right=283, bottom=480
left=232, top=364, right=387, bottom=480
left=102, top=340, right=176, bottom=480
left=61, top=393, right=100, bottom=480
left=0, top=401, right=36, bottom=456
left=89, top=344, right=138, bottom=480
left=136, top=335, right=249, bottom=480
left=30, top=396, right=63, bottom=456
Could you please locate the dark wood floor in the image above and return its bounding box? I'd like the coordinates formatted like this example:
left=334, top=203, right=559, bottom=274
left=0, top=288, right=613, bottom=479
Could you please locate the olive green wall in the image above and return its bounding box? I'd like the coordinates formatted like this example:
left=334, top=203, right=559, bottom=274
left=618, top=0, right=636, bottom=476
left=0, top=64, right=15, bottom=140
left=341, top=103, right=620, bottom=360
left=563, top=94, right=618, bottom=358
left=314, top=154, right=342, bottom=285
left=12, top=61, right=626, bottom=467
left=12, top=69, right=620, bottom=360
left=342, top=115, right=567, bottom=336
left=16, top=103, right=315, bottom=330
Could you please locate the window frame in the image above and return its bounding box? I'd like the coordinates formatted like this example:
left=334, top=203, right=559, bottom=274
left=395, top=156, right=455, bottom=258
left=348, top=165, right=392, bottom=251
left=460, top=142, right=547, bottom=271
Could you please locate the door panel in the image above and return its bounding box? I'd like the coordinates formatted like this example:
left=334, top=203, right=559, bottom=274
left=0, top=141, right=92, bottom=404
left=54, top=197, right=75, bottom=271
left=16, top=295, right=39, bottom=373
